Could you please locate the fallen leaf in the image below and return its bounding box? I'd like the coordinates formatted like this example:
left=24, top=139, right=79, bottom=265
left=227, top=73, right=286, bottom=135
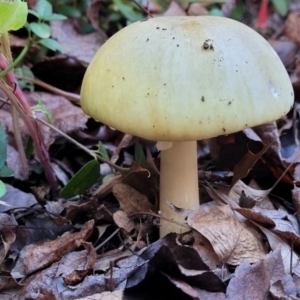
left=0, top=184, right=37, bottom=213
left=226, top=247, right=297, bottom=299
left=112, top=183, right=155, bottom=215
left=113, top=210, right=135, bottom=233
left=21, top=220, right=94, bottom=275
left=51, top=19, right=106, bottom=65
left=163, top=1, right=186, bottom=16
left=188, top=205, right=266, bottom=265
left=56, top=241, right=97, bottom=285
left=285, top=11, right=300, bottom=44
left=254, top=224, right=300, bottom=277
left=76, top=290, right=123, bottom=300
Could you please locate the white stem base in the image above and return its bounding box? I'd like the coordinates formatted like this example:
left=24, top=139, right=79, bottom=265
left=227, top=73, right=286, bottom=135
left=159, top=141, right=199, bottom=237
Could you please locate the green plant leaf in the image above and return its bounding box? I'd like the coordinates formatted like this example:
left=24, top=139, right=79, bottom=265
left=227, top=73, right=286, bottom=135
left=43, top=13, right=67, bottom=21
left=231, top=4, right=244, bottom=20
left=96, top=142, right=110, bottom=160
left=25, top=136, right=34, bottom=159
left=36, top=0, right=53, bottom=19
left=32, top=97, right=53, bottom=122
left=29, top=22, right=51, bottom=38
left=0, top=122, right=7, bottom=169
left=38, top=38, right=64, bottom=53
left=0, top=181, right=6, bottom=198
left=0, top=165, right=14, bottom=177
left=28, top=9, right=40, bottom=18
left=270, top=0, right=289, bottom=16
left=15, top=66, right=35, bottom=91
left=55, top=5, right=81, bottom=18
left=134, top=140, right=146, bottom=166
left=112, top=0, right=143, bottom=22
left=0, top=0, right=28, bottom=34
left=60, top=160, right=100, bottom=199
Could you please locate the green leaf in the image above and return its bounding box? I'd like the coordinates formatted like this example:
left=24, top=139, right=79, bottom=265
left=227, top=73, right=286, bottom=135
left=36, top=0, right=53, bottom=19
left=0, top=181, right=6, bottom=198
left=32, top=97, right=53, bottom=122
left=43, top=13, right=67, bottom=21
left=96, top=142, right=110, bottom=160
left=270, top=0, right=289, bottom=16
left=38, top=38, right=64, bottom=53
left=28, top=9, right=40, bottom=18
left=15, top=66, right=35, bottom=91
left=29, top=22, right=51, bottom=38
left=0, top=165, right=14, bottom=177
left=209, top=7, right=224, bottom=16
left=134, top=140, right=146, bottom=166
left=0, top=122, right=7, bottom=169
left=60, top=160, right=100, bottom=199
left=113, top=0, right=143, bottom=22
left=0, top=0, right=28, bottom=34
left=55, top=5, right=81, bottom=18
left=25, top=136, right=34, bottom=159
left=231, top=5, right=244, bottom=20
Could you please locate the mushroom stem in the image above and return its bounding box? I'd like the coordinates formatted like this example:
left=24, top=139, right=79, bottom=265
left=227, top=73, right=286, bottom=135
left=159, top=141, right=199, bottom=236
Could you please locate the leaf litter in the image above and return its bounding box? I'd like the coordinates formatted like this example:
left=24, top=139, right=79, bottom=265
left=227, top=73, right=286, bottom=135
left=2, top=0, right=300, bottom=299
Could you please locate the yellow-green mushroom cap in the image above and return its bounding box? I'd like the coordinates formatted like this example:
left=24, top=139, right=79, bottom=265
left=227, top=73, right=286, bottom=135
left=80, top=16, right=294, bottom=142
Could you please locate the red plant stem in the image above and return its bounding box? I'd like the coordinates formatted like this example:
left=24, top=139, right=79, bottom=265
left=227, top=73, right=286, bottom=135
left=0, top=54, right=59, bottom=195
left=256, top=0, right=268, bottom=29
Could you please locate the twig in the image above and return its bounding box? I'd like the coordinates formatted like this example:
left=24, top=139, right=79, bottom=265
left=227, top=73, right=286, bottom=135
left=15, top=75, right=81, bottom=103
left=131, top=0, right=153, bottom=18
left=94, top=228, right=120, bottom=251
left=129, top=211, right=191, bottom=229
left=37, top=118, right=129, bottom=174
left=0, top=97, right=130, bottom=174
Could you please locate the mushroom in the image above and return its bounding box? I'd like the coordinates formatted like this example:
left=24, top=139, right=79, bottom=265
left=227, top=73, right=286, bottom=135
left=80, top=16, right=294, bottom=237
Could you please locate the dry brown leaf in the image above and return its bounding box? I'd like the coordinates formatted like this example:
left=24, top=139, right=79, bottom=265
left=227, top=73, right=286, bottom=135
left=253, top=224, right=300, bottom=277
left=94, top=249, right=133, bottom=273
left=0, top=184, right=37, bottom=213
left=113, top=210, right=135, bottom=233
left=6, top=145, right=24, bottom=180
left=236, top=206, right=300, bottom=250
left=231, top=142, right=270, bottom=188
left=0, top=214, right=17, bottom=265
left=188, top=205, right=266, bottom=265
left=202, top=182, right=240, bottom=208
left=111, top=134, right=133, bottom=164
left=187, top=3, right=208, bottom=16
left=93, top=174, right=123, bottom=198
left=268, top=39, right=299, bottom=69
left=12, top=263, right=58, bottom=299
left=122, top=151, right=159, bottom=206
left=51, top=19, right=106, bottom=65
left=56, top=241, right=97, bottom=285
left=163, top=273, right=199, bottom=299
left=76, top=289, right=123, bottom=300
left=112, top=183, right=155, bottom=215
left=285, top=11, right=300, bottom=44
left=292, top=185, right=300, bottom=227
left=229, top=180, right=271, bottom=204
left=21, top=220, right=94, bottom=275
left=0, top=91, right=88, bottom=151
left=226, top=247, right=297, bottom=299
left=190, top=231, right=222, bottom=271
left=163, top=1, right=186, bottom=16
